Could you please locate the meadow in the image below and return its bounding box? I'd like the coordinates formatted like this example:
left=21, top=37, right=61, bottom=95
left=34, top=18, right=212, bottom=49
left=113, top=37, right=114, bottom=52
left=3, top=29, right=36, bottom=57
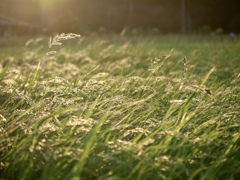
left=0, top=34, right=239, bottom=179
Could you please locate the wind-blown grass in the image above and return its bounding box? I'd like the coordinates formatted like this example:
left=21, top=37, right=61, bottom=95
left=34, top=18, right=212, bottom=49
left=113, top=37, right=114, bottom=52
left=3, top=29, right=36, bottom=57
left=0, top=34, right=240, bottom=179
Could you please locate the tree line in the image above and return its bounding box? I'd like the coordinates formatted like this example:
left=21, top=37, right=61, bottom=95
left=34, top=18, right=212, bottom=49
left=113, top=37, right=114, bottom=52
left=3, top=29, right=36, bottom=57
left=1, top=0, right=240, bottom=34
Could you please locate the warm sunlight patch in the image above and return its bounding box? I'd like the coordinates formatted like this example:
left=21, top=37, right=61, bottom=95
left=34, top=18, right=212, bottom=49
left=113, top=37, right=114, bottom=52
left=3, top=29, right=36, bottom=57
left=39, top=0, right=75, bottom=30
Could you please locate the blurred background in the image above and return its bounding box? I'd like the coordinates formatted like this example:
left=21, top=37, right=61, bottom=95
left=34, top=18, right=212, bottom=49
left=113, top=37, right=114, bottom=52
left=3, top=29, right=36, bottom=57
left=0, top=0, right=240, bottom=36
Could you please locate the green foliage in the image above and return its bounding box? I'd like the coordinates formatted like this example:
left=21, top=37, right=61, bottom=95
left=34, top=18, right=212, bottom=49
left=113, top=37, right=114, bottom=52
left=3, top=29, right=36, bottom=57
left=0, top=35, right=240, bottom=179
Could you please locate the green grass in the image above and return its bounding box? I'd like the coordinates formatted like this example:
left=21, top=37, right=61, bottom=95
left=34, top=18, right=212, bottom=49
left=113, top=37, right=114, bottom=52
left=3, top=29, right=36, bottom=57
left=0, top=34, right=240, bottom=180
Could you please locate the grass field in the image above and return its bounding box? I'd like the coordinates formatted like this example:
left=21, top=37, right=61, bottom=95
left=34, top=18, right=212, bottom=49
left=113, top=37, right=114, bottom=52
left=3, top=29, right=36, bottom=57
left=0, top=34, right=240, bottom=179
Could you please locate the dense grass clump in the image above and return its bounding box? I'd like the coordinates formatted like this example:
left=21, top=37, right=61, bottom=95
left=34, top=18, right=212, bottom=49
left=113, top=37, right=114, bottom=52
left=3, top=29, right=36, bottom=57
left=0, top=35, right=240, bottom=179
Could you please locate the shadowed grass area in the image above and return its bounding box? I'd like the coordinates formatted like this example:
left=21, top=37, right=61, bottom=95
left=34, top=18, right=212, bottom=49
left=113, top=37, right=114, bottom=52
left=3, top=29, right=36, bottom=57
left=0, top=34, right=240, bottom=179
